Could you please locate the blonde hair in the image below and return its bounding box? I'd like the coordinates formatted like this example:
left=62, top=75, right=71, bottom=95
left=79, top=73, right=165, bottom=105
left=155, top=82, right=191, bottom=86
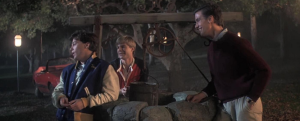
left=116, top=36, right=136, bottom=50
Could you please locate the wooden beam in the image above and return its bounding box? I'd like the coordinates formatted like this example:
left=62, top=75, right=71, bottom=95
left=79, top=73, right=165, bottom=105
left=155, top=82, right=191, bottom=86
left=69, top=12, right=243, bottom=26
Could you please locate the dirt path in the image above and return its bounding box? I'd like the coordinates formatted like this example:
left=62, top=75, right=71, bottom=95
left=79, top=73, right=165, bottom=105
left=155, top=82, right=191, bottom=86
left=0, top=76, right=57, bottom=121
left=0, top=92, right=56, bottom=121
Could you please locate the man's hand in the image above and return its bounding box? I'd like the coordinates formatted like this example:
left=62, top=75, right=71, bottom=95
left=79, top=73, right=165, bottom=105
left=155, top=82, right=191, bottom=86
left=120, top=87, right=127, bottom=96
left=247, top=98, right=255, bottom=110
left=186, top=92, right=207, bottom=103
left=69, top=99, right=85, bottom=111
left=59, top=97, right=70, bottom=108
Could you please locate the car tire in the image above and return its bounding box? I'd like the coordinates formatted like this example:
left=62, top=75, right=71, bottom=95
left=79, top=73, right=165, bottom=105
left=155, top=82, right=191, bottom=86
left=35, top=86, right=44, bottom=98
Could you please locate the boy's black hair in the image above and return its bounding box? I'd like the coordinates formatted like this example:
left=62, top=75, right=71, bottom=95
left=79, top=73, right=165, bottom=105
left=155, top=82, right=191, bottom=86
left=194, top=3, right=224, bottom=27
left=69, top=30, right=98, bottom=52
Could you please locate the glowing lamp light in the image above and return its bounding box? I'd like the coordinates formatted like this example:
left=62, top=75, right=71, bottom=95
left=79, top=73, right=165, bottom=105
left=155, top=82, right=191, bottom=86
left=163, top=36, right=167, bottom=40
left=237, top=32, right=241, bottom=37
left=15, top=35, right=22, bottom=47
left=163, top=37, right=167, bottom=43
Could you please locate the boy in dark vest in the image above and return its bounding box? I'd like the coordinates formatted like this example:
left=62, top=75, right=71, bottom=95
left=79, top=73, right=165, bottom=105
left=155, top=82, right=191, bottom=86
left=52, top=30, right=119, bottom=121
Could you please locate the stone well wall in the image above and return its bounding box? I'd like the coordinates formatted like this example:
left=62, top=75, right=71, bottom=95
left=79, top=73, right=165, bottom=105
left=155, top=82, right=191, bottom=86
left=95, top=91, right=231, bottom=121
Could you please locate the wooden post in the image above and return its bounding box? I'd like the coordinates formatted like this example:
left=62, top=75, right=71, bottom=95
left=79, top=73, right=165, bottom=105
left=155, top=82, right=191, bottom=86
left=93, top=15, right=103, bottom=58
left=250, top=14, right=257, bottom=49
left=99, top=25, right=103, bottom=58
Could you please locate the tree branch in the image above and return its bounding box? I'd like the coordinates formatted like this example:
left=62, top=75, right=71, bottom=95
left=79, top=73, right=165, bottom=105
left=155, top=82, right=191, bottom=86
left=101, top=2, right=128, bottom=13
left=108, top=25, right=125, bottom=36
left=60, top=0, right=80, bottom=15
left=24, top=55, right=30, bottom=61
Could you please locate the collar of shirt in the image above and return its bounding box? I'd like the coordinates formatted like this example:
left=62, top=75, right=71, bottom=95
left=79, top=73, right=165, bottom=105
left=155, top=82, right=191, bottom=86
left=79, top=63, right=85, bottom=70
left=75, top=63, right=85, bottom=85
left=117, top=58, right=135, bottom=73
left=212, top=28, right=228, bottom=41
left=74, top=52, right=96, bottom=69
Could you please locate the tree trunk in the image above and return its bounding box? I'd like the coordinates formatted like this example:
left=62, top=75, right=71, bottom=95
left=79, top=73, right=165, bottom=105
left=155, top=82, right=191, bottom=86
left=250, top=14, right=257, bottom=49
left=132, top=24, right=144, bottom=48
left=101, top=48, right=106, bottom=60
left=167, top=46, right=184, bottom=92
left=279, top=12, right=285, bottom=58
left=41, top=31, right=43, bottom=62
left=53, top=51, right=56, bottom=58
left=29, top=57, right=33, bottom=73
left=24, top=49, right=33, bottom=73
left=46, top=46, right=49, bottom=61
left=160, top=23, right=197, bottom=92
left=35, top=36, right=42, bottom=70
left=110, top=40, right=115, bottom=61
left=33, top=56, right=40, bottom=72
left=34, top=37, right=42, bottom=71
left=62, top=39, right=70, bottom=57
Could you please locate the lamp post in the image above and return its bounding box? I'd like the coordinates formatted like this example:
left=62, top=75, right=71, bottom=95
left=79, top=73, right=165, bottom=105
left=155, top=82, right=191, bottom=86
left=15, top=35, right=22, bottom=92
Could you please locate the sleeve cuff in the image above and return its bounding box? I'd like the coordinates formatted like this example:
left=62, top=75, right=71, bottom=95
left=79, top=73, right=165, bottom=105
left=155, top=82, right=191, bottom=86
left=247, top=95, right=259, bottom=102
left=201, top=88, right=214, bottom=97
left=201, top=91, right=208, bottom=97
left=81, top=97, right=90, bottom=108
left=56, top=95, right=67, bottom=108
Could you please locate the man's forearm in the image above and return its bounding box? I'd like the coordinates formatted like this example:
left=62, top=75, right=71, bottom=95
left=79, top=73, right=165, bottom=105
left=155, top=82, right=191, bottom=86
left=202, top=78, right=216, bottom=97
left=52, top=75, right=66, bottom=108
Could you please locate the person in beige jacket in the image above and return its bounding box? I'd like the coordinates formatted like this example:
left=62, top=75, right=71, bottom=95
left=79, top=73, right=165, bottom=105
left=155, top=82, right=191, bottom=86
left=52, top=30, right=119, bottom=121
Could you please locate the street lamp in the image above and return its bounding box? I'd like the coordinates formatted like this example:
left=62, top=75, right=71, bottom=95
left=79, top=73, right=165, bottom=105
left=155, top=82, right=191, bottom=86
left=237, top=32, right=241, bottom=37
left=15, top=35, right=22, bottom=92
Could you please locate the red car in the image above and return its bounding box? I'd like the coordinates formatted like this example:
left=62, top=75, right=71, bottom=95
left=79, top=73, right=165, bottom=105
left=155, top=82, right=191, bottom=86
left=33, top=57, right=75, bottom=97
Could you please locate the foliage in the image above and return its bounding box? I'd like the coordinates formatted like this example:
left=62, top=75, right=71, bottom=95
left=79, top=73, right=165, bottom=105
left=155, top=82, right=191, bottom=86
left=285, top=0, right=300, bottom=25
left=42, top=24, right=75, bottom=57
left=1, top=0, right=300, bottom=38
left=176, top=0, right=300, bottom=24
left=217, top=0, right=300, bottom=23
left=0, top=0, right=68, bottom=39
